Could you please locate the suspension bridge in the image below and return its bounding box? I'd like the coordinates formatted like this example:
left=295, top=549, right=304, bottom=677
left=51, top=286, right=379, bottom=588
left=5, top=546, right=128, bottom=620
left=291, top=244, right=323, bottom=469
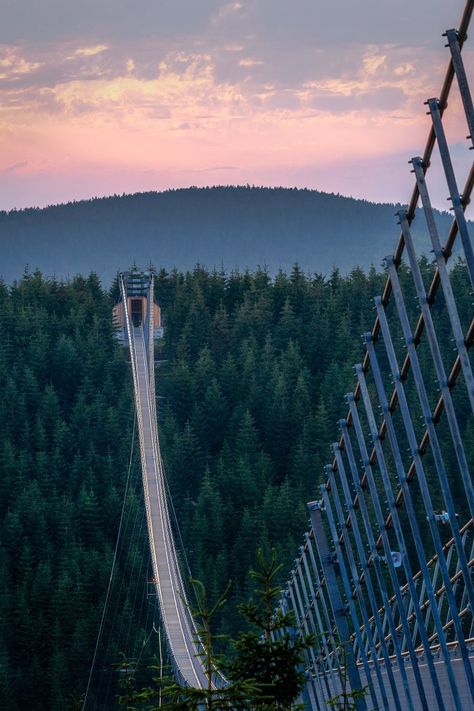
left=119, top=270, right=210, bottom=689
left=84, top=1, right=474, bottom=708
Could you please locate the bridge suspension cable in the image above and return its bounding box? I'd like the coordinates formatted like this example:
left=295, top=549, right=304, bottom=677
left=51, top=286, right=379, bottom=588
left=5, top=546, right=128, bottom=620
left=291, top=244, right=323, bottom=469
left=82, top=415, right=137, bottom=711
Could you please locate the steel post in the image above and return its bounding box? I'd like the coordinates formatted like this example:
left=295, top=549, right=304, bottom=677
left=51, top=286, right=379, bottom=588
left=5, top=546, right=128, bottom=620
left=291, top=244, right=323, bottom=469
left=308, top=501, right=367, bottom=710
left=426, top=98, right=474, bottom=288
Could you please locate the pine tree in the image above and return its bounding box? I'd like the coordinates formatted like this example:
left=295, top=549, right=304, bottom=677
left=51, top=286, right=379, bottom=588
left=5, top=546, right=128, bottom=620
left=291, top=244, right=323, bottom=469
left=120, top=580, right=259, bottom=710
left=229, top=548, right=313, bottom=709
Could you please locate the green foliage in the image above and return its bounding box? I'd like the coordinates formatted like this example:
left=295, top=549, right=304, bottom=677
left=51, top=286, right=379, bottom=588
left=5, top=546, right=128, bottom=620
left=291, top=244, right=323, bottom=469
left=119, top=550, right=312, bottom=710
left=229, top=549, right=312, bottom=709
left=326, top=641, right=369, bottom=711
left=119, top=580, right=260, bottom=710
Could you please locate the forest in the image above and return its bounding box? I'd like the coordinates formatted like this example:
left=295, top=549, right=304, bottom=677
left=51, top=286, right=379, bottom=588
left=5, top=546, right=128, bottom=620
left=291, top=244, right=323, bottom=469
left=0, top=260, right=472, bottom=709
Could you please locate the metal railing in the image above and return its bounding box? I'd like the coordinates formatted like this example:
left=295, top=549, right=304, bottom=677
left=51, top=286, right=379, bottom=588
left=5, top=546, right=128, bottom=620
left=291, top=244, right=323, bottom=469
left=280, top=2, right=474, bottom=709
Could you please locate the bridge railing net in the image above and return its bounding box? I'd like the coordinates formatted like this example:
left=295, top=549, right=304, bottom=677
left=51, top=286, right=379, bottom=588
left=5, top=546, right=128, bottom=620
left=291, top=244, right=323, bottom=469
left=281, top=3, right=474, bottom=710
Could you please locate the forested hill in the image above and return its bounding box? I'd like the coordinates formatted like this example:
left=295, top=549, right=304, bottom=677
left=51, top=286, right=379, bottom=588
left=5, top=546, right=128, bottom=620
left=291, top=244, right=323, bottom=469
left=0, top=186, right=461, bottom=284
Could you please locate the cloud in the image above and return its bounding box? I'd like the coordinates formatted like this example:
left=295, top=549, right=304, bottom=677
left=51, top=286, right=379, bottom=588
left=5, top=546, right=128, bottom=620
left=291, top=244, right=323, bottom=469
left=213, top=0, right=467, bottom=51
left=2, top=160, right=28, bottom=173
left=363, top=54, right=386, bottom=75
left=212, top=1, right=243, bottom=24
left=198, top=165, right=238, bottom=171
left=239, top=58, right=263, bottom=68
left=19, top=49, right=246, bottom=125
left=0, top=47, right=41, bottom=80
left=225, top=44, right=245, bottom=53
left=73, top=44, right=108, bottom=58
left=172, top=121, right=197, bottom=131
left=394, top=63, right=415, bottom=76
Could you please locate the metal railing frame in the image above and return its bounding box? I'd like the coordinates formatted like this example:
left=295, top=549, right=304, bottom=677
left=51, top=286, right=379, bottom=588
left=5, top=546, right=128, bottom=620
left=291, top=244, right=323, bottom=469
left=280, top=2, right=474, bottom=709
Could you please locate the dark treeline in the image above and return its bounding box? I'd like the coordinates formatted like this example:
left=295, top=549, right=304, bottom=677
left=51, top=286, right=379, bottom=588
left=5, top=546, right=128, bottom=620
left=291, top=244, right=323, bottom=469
left=0, top=260, right=472, bottom=708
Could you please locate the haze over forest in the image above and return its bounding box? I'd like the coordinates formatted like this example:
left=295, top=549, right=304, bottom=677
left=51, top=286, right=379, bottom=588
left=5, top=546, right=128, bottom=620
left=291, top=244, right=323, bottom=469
left=0, top=186, right=463, bottom=285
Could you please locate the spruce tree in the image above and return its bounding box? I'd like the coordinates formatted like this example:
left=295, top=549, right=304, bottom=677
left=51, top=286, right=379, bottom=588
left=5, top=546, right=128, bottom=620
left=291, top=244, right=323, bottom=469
left=229, top=548, right=313, bottom=709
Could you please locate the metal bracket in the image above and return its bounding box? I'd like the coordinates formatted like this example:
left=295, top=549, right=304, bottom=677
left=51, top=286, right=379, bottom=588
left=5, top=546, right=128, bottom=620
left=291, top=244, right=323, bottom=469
left=322, top=552, right=338, bottom=565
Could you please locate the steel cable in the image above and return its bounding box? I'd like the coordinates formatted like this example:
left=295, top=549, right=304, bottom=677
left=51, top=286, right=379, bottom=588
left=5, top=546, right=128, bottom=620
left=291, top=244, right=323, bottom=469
left=82, top=413, right=136, bottom=711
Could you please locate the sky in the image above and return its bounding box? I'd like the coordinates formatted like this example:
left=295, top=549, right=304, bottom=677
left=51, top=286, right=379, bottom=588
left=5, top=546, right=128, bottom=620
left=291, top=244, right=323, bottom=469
left=0, top=0, right=472, bottom=211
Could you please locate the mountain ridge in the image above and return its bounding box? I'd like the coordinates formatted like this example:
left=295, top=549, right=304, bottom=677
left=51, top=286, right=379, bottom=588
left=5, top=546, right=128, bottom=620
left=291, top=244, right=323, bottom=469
left=1, top=185, right=462, bottom=285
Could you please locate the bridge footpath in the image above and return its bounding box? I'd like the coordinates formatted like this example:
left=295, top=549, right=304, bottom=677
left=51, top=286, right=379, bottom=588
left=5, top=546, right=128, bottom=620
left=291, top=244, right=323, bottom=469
left=133, top=326, right=207, bottom=688
left=356, top=651, right=474, bottom=710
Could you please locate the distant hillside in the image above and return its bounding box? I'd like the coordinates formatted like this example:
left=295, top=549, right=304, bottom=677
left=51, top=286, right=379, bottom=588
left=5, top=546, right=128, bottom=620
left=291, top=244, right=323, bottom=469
left=0, top=186, right=462, bottom=284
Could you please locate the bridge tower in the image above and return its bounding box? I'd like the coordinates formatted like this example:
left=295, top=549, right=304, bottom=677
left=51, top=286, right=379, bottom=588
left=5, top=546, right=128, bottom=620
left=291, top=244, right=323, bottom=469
left=113, top=267, right=164, bottom=346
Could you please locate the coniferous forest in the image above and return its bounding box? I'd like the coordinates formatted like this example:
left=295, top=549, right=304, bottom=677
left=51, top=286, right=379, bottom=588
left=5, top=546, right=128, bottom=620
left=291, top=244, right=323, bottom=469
left=0, top=261, right=472, bottom=709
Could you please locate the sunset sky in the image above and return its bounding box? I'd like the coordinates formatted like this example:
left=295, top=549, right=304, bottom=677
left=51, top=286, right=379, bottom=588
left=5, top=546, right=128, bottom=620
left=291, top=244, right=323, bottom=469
left=1, top=0, right=472, bottom=211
